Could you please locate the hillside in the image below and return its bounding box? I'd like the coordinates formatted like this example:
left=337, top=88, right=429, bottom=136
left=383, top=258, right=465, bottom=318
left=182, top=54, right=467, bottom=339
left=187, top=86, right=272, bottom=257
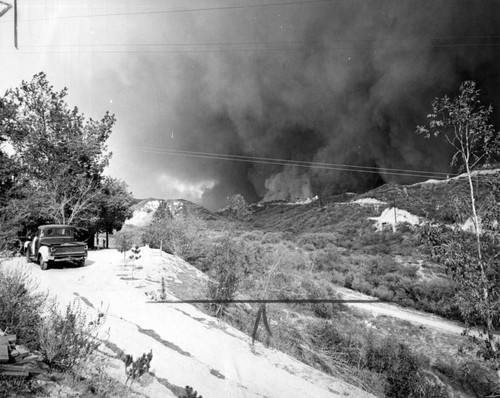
left=126, top=198, right=219, bottom=227
left=3, top=249, right=373, bottom=398
left=122, top=173, right=500, bottom=397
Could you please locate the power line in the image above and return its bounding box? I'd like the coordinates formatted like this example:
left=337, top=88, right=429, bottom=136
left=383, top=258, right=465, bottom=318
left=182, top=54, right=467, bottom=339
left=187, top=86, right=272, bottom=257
left=2, top=36, right=500, bottom=48
left=2, top=42, right=497, bottom=55
left=2, top=0, right=498, bottom=24
left=142, top=147, right=453, bottom=176
left=132, top=146, right=455, bottom=180
left=0, top=0, right=335, bottom=23
left=147, top=298, right=385, bottom=304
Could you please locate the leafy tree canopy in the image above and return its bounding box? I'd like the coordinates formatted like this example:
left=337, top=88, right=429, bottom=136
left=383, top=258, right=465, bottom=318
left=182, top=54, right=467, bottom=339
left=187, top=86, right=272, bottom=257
left=0, top=72, right=131, bottom=247
left=96, top=176, right=134, bottom=234
left=417, top=81, right=500, bottom=381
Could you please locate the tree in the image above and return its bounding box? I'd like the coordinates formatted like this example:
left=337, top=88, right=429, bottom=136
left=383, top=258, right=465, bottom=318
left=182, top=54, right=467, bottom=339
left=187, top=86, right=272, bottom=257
left=206, top=234, right=245, bottom=317
left=141, top=216, right=207, bottom=263
left=96, top=177, right=134, bottom=248
left=0, top=146, right=22, bottom=250
left=417, top=81, right=500, bottom=381
left=0, top=72, right=116, bottom=231
left=114, top=229, right=134, bottom=265
left=224, top=193, right=251, bottom=217
left=0, top=99, right=25, bottom=250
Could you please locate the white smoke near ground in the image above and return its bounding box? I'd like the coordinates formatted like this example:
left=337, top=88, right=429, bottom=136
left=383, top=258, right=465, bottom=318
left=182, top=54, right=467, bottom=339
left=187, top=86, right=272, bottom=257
left=263, top=166, right=312, bottom=202
left=157, top=172, right=216, bottom=203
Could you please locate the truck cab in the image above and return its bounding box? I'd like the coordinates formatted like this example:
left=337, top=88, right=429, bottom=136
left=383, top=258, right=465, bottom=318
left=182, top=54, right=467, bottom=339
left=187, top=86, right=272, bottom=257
left=25, top=225, right=88, bottom=270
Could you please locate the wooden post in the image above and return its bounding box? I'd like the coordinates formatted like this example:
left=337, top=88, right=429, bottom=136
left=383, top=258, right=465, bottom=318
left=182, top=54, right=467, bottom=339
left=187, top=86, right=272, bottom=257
left=393, top=199, right=397, bottom=233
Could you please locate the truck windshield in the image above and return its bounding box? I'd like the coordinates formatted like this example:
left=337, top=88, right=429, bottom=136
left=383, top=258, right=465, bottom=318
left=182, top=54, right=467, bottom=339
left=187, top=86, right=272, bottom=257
left=44, top=228, right=74, bottom=237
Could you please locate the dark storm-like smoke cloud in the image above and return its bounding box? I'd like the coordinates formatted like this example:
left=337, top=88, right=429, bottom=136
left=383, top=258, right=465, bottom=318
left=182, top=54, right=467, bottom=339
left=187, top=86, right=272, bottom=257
left=132, top=1, right=500, bottom=209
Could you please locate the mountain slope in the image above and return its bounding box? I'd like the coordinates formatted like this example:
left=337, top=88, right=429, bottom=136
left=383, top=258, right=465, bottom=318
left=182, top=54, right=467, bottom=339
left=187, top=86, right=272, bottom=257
left=126, top=198, right=219, bottom=227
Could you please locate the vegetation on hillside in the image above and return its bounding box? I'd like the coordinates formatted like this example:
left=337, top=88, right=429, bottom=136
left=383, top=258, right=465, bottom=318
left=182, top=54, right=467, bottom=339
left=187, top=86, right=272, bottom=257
left=140, top=81, right=500, bottom=394
left=417, top=80, right=500, bottom=384
left=2, top=71, right=499, bottom=397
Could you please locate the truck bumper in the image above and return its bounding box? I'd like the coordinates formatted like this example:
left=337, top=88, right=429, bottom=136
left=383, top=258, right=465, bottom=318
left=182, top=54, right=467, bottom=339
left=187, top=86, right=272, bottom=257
left=48, top=255, right=87, bottom=262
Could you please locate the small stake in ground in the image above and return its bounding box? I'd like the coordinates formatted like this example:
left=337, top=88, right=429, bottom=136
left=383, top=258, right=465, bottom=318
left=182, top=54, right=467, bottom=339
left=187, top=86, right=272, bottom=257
left=251, top=303, right=273, bottom=347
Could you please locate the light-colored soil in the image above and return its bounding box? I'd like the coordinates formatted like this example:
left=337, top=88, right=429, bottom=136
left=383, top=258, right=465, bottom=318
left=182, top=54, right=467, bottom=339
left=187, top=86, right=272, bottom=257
left=335, top=286, right=469, bottom=336
left=3, top=248, right=374, bottom=398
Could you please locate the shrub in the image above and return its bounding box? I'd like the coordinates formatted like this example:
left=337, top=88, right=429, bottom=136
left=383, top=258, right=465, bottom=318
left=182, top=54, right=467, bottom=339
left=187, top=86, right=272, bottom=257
left=365, top=337, right=450, bottom=398
left=344, top=273, right=355, bottom=289
left=183, top=386, right=203, bottom=398
left=312, top=247, right=342, bottom=271
left=371, top=285, right=394, bottom=301
left=296, top=233, right=338, bottom=250
left=352, top=277, right=372, bottom=295
left=38, top=298, right=106, bottom=371
left=261, top=232, right=283, bottom=244
left=0, top=222, right=19, bottom=254
left=0, top=264, right=46, bottom=348
left=330, top=271, right=346, bottom=286
left=313, top=320, right=364, bottom=365
left=141, top=216, right=208, bottom=265
left=223, top=193, right=251, bottom=218
left=369, top=256, right=399, bottom=275
left=239, top=231, right=263, bottom=241
left=123, top=350, right=153, bottom=385
left=396, top=222, right=414, bottom=234
left=206, top=235, right=245, bottom=316
left=400, top=265, right=419, bottom=278
left=114, top=229, right=135, bottom=263
left=0, top=263, right=108, bottom=395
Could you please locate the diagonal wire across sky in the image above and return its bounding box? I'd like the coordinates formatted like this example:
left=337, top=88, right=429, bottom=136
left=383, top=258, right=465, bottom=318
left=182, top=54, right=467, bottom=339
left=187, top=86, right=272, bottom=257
left=132, top=146, right=456, bottom=180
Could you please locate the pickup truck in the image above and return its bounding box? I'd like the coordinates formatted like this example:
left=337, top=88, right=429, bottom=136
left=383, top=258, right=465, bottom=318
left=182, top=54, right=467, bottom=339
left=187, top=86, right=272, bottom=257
left=24, top=224, right=88, bottom=270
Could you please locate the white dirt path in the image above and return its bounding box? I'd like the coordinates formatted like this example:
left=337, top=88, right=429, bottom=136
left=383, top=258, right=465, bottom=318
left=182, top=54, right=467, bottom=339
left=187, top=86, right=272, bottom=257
left=3, top=249, right=373, bottom=398
left=335, top=286, right=468, bottom=336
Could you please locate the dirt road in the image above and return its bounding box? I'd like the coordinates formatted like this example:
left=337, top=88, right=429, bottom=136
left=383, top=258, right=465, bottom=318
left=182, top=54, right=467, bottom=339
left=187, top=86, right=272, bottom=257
left=3, top=248, right=373, bottom=398
left=334, top=286, right=468, bottom=336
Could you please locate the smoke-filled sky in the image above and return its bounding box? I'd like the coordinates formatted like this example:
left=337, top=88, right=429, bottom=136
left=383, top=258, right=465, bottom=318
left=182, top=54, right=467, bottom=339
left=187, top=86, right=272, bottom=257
left=1, top=0, right=499, bottom=209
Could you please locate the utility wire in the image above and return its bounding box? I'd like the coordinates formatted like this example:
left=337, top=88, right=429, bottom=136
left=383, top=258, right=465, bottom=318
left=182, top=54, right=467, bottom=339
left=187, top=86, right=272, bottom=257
left=147, top=298, right=385, bottom=304
left=2, top=0, right=497, bottom=24
left=0, top=0, right=336, bottom=23
left=1, top=42, right=499, bottom=55
left=132, top=146, right=455, bottom=180
left=2, top=36, right=500, bottom=48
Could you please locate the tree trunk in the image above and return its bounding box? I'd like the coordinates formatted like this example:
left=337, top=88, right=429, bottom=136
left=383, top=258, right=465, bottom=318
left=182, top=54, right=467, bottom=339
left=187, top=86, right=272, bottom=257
left=465, top=164, right=497, bottom=357
left=465, top=164, right=481, bottom=259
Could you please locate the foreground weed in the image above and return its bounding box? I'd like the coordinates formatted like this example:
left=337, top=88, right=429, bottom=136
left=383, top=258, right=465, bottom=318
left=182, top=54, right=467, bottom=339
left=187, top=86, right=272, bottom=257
left=123, top=350, right=153, bottom=385
left=183, top=385, right=203, bottom=398
left=38, top=298, right=106, bottom=371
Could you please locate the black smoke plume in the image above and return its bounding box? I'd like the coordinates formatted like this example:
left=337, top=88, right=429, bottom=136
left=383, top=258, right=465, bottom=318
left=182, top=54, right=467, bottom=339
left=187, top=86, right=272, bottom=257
left=121, top=1, right=500, bottom=209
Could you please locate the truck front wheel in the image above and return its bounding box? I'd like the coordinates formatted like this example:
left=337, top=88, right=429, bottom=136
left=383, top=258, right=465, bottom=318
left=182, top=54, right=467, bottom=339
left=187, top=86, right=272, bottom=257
left=38, top=256, right=49, bottom=271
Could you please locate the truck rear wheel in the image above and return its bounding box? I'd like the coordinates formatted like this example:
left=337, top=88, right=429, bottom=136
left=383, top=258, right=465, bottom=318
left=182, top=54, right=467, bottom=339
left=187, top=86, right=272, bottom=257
left=39, top=256, right=49, bottom=271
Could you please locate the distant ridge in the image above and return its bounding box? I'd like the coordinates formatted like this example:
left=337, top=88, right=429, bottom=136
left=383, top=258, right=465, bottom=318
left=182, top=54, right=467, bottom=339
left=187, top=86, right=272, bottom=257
left=125, top=198, right=218, bottom=227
